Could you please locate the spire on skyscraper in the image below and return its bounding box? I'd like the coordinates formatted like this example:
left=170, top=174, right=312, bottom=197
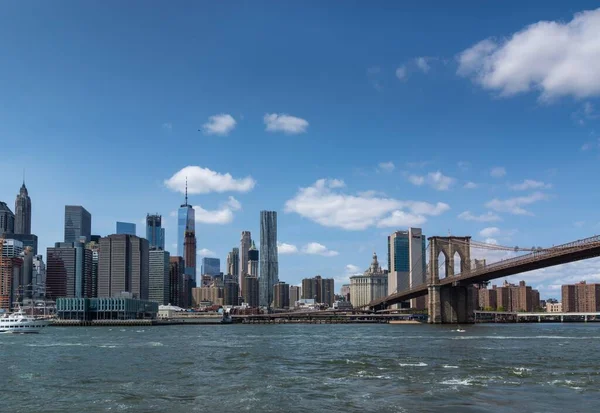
left=185, top=176, right=188, bottom=206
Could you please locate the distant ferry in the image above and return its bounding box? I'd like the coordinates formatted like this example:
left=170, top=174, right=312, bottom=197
left=0, top=308, right=51, bottom=334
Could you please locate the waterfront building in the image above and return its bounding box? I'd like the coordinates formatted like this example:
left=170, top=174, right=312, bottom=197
left=2, top=239, right=24, bottom=257
left=562, top=281, right=600, bottom=312
left=0, top=201, right=15, bottom=234
left=97, top=234, right=149, bottom=300
left=259, top=211, right=278, bottom=307
left=192, top=284, right=223, bottom=307
left=46, top=241, right=93, bottom=299
left=273, top=281, right=290, bottom=309
left=146, top=214, right=164, bottom=250
left=32, top=254, right=46, bottom=298
left=227, top=248, right=239, bottom=279
left=387, top=228, right=426, bottom=309
left=56, top=297, right=158, bottom=320
left=201, top=257, right=220, bottom=276
left=349, top=252, right=388, bottom=308
left=0, top=256, right=22, bottom=312
left=169, top=256, right=184, bottom=307
left=182, top=274, right=194, bottom=308
left=86, top=241, right=100, bottom=298
left=243, top=275, right=259, bottom=307
left=248, top=241, right=259, bottom=276
left=14, top=182, right=31, bottom=235
left=224, top=276, right=239, bottom=306
left=546, top=302, right=563, bottom=312
left=149, top=249, right=170, bottom=305
left=340, top=284, right=350, bottom=301
left=480, top=281, right=540, bottom=312
left=20, top=247, right=34, bottom=299
left=239, top=231, right=251, bottom=293
left=301, top=275, right=335, bottom=306
left=64, top=205, right=92, bottom=243
left=289, top=285, right=300, bottom=305
left=116, top=222, right=136, bottom=236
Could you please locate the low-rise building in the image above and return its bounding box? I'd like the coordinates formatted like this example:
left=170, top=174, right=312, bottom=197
left=56, top=297, right=158, bottom=320
left=546, top=302, right=562, bottom=312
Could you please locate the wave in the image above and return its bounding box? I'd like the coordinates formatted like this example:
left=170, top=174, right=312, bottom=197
left=452, top=336, right=600, bottom=340
left=441, top=378, right=473, bottom=386
left=399, top=362, right=428, bottom=367
left=443, top=365, right=459, bottom=369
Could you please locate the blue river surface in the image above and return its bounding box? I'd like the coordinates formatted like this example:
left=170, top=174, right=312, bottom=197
left=0, top=323, right=599, bottom=412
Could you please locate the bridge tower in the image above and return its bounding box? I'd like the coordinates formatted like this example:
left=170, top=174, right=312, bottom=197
left=427, top=236, right=476, bottom=324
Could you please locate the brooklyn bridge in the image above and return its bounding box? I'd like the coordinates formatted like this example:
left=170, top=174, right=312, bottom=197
left=367, top=235, right=600, bottom=324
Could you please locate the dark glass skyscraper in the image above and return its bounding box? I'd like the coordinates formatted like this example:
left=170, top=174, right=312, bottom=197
left=64, top=206, right=91, bottom=243
left=146, top=214, right=165, bottom=250
left=201, top=257, right=220, bottom=276
left=0, top=201, right=15, bottom=234
left=259, top=211, right=278, bottom=308
left=14, top=182, right=31, bottom=235
left=116, top=222, right=136, bottom=236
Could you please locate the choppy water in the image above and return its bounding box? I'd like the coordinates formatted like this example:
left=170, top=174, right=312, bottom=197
left=1, top=323, right=599, bottom=412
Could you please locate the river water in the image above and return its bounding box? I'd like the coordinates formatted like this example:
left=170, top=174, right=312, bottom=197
left=1, top=323, right=599, bottom=412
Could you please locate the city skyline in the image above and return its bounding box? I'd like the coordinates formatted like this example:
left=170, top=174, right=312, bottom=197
left=1, top=3, right=600, bottom=298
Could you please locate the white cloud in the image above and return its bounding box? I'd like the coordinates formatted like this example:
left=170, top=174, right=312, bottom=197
left=377, top=211, right=427, bottom=228
left=328, top=179, right=346, bottom=188
left=202, top=114, right=236, bottom=136
left=284, top=179, right=450, bottom=230
left=457, top=8, right=600, bottom=100
left=302, top=242, right=339, bottom=257
left=395, top=66, right=407, bottom=80
left=408, top=171, right=455, bottom=191
left=479, top=227, right=500, bottom=238
left=165, top=166, right=256, bottom=194
left=264, top=113, right=309, bottom=134
left=278, top=243, right=299, bottom=255
left=198, top=248, right=217, bottom=257
left=415, top=57, right=431, bottom=73
left=464, top=181, right=478, bottom=189
left=408, top=175, right=425, bottom=186
left=458, top=211, right=502, bottom=222
left=490, top=167, right=506, bottom=178
left=334, top=264, right=365, bottom=287
left=378, top=161, right=395, bottom=172
left=509, top=179, right=551, bottom=191
left=192, top=197, right=242, bottom=225
left=277, top=242, right=338, bottom=257
left=346, top=264, right=361, bottom=274
left=162, top=122, right=172, bottom=131
left=485, top=192, right=549, bottom=215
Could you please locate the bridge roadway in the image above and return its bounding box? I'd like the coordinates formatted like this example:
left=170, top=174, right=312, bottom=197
left=369, top=235, right=600, bottom=310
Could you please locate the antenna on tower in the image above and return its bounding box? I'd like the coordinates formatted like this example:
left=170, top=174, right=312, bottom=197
left=185, top=176, right=188, bottom=205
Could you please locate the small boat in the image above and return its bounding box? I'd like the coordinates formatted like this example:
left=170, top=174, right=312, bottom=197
left=453, top=326, right=466, bottom=333
left=0, top=307, right=51, bottom=334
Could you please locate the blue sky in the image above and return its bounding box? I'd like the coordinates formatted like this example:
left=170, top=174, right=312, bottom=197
left=1, top=1, right=600, bottom=298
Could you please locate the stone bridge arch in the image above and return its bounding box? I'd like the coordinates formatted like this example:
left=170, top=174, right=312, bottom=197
left=428, top=236, right=471, bottom=284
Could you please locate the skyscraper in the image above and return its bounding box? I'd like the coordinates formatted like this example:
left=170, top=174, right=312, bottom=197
left=0, top=201, right=15, bottom=234
left=201, top=257, right=220, bottom=276
left=289, top=285, right=300, bottom=306
left=274, top=282, right=290, bottom=309
left=169, top=256, right=184, bottom=307
left=387, top=228, right=426, bottom=308
left=239, top=231, right=251, bottom=292
left=177, top=182, right=196, bottom=283
left=224, top=274, right=239, bottom=306
left=301, top=275, right=335, bottom=306
left=86, top=241, right=100, bottom=298
left=149, top=249, right=170, bottom=305
left=146, top=214, right=164, bottom=250
left=64, top=206, right=92, bottom=244
left=259, top=211, right=278, bottom=308
left=248, top=241, right=259, bottom=277
left=116, top=222, right=136, bottom=236
left=97, top=234, right=149, bottom=300
left=46, top=241, right=93, bottom=299
left=243, top=275, right=259, bottom=307
left=184, top=231, right=196, bottom=285
left=227, top=248, right=239, bottom=277
left=14, top=182, right=31, bottom=235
